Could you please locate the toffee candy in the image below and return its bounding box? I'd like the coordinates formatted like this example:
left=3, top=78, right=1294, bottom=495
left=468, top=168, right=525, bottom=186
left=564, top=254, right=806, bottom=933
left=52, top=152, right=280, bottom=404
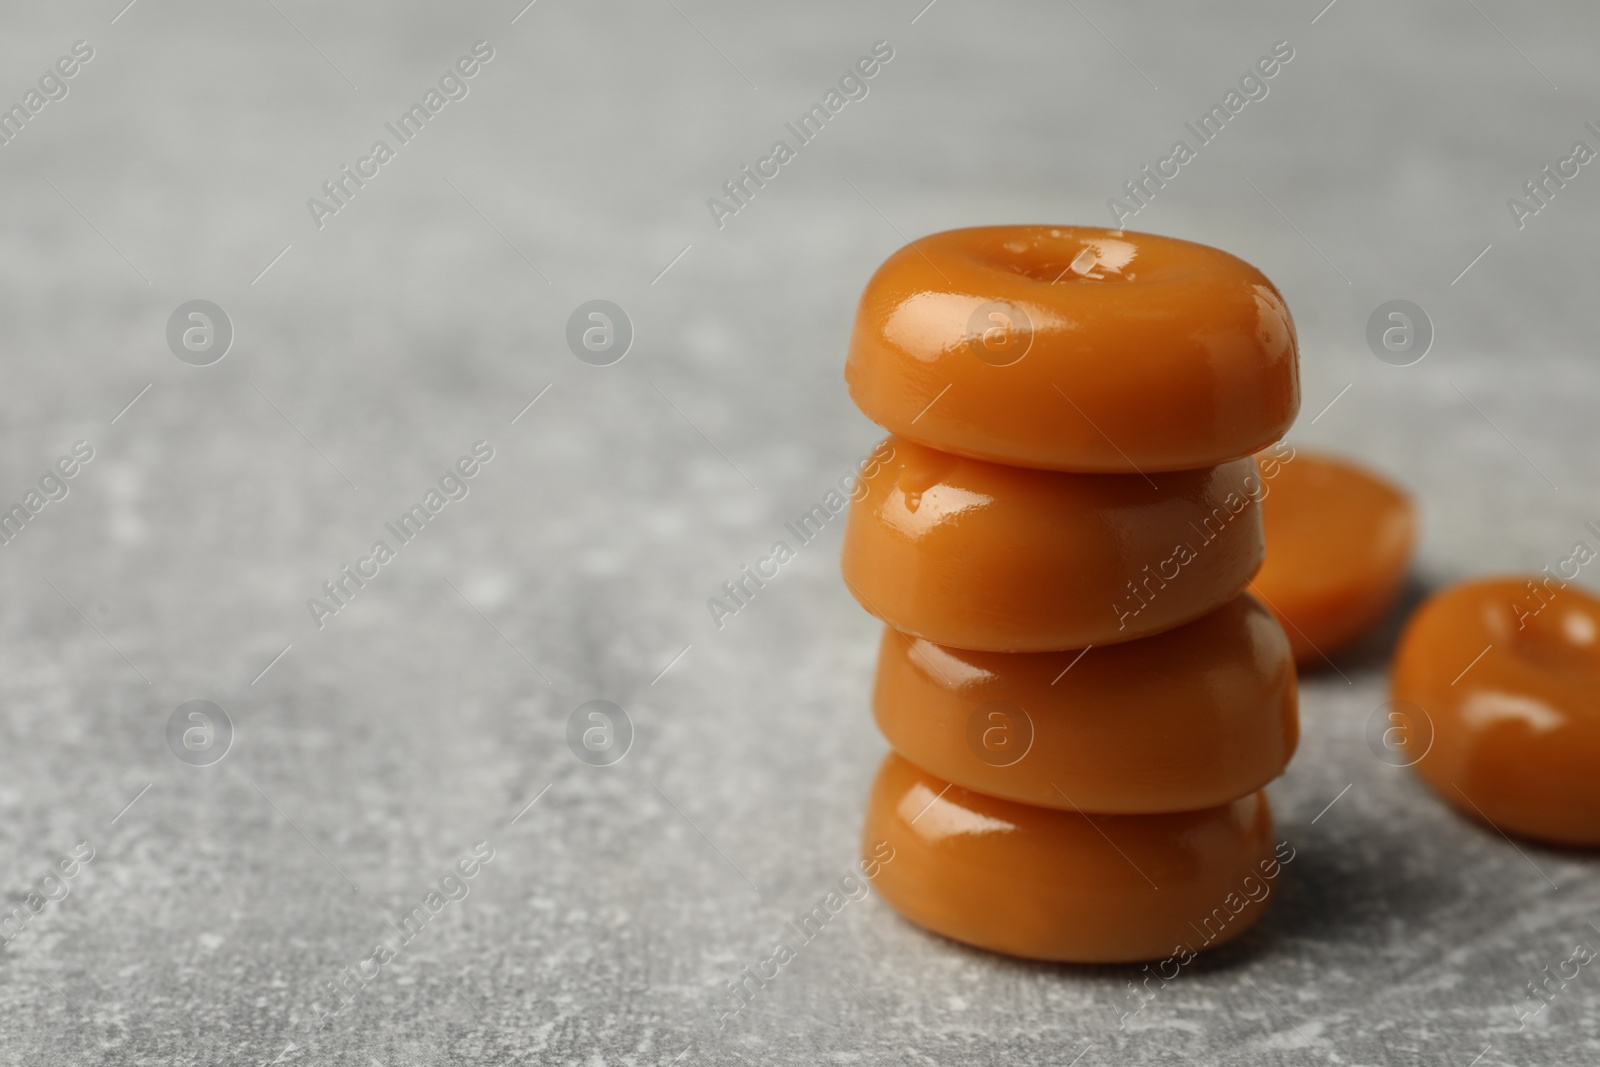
left=845, top=226, right=1299, bottom=474
left=1252, top=448, right=1415, bottom=665
left=840, top=436, right=1266, bottom=651
left=862, top=753, right=1281, bottom=963
left=872, top=594, right=1297, bottom=813
left=1390, top=577, right=1600, bottom=847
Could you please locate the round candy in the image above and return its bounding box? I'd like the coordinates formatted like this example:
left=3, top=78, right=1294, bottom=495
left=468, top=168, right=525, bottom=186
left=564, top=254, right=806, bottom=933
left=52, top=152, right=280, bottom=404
left=845, top=226, right=1299, bottom=474
left=1390, top=576, right=1600, bottom=847
left=840, top=436, right=1266, bottom=651
left=1250, top=447, right=1416, bottom=665
left=872, top=594, right=1297, bottom=814
left=861, top=753, right=1284, bottom=963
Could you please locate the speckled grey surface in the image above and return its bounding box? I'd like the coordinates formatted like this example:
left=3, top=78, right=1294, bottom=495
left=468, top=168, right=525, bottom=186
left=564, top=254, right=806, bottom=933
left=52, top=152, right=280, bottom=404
left=3, top=1, right=1600, bottom=1063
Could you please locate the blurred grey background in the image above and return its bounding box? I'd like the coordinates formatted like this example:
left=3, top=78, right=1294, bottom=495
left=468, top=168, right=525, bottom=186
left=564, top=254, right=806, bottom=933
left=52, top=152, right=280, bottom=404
left=2, top=1, right=1598, bottom=1064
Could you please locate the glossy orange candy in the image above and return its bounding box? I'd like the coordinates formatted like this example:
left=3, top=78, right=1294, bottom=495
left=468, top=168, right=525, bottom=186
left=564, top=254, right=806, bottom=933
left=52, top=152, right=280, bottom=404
left=846, top=226, right=1300, bottom=474
left=840, top=436, right=1266, bottom=651
left=862, top=754, right=1286, bottom=963
left=1251, top=448, right=1415, bottom=664
left=1391, top=577, right=1600, bottom=846
left=872, top=594, right=1297, bottom=813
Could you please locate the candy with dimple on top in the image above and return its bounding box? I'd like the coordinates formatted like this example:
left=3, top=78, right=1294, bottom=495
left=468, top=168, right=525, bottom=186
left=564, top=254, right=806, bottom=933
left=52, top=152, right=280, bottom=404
left=872, top=593, right=1297, bottom=814
left=1390, top=576, right=1600, bottom=847
left=861, top=753, right=1284, bottom=963
left=841, top=435, right=1267, bottom=651
left=846, top=226, right=1299, bottom=474
left=1250, top=447, right=1416, bottom=666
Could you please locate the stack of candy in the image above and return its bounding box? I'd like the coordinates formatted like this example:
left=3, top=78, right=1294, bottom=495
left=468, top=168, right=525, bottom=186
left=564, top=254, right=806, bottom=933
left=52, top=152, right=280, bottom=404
left=840, top=227, right=1303, bottom=962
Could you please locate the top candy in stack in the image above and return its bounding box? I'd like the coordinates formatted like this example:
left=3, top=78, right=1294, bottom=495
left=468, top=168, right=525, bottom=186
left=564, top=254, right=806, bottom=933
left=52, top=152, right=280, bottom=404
left=845, top=225, right=1299, bottom=474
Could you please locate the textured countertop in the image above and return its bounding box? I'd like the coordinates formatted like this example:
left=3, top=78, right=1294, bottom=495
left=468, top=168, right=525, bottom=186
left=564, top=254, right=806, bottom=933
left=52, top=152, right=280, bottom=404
left=2, top=1, right=1599, bottom=1063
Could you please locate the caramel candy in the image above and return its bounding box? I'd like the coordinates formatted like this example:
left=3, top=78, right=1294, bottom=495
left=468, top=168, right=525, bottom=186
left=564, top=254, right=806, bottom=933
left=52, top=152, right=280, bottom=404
left=1391, top=577, right=1600, bottom=846
left=841, top=437, right=1265, bottom=651
left=846, top=226, right=1298, bottom=473
left=1253, top=448, right=1415, bottom=665
left=872, top=595, right=1296, bottom=813
left=862, top=753, right=1283, bottom=962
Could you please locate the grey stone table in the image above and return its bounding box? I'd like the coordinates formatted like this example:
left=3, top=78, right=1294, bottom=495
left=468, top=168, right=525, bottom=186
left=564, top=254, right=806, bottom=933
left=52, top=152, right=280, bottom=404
left=2, top=0, right=1599, bottom=1063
